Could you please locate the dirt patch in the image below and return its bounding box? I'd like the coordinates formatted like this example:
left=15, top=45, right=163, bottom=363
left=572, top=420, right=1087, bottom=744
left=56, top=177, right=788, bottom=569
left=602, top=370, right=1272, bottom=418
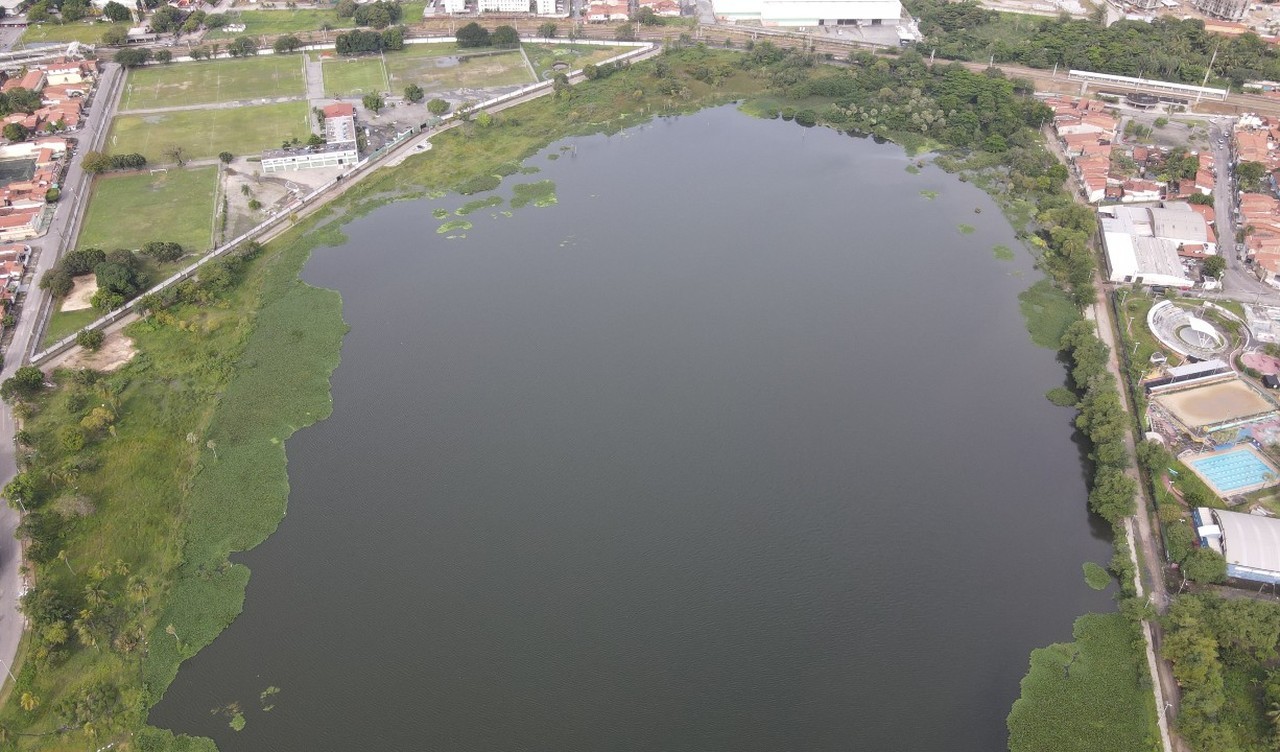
left=1156, top=379, right=1278, bottom=429
left=54, top=331, right=137, bottom=373
left=61, top=275, right=97, bottom=312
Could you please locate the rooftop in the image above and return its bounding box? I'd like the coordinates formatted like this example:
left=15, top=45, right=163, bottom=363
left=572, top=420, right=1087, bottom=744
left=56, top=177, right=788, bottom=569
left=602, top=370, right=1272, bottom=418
left=1203, top=508, right=1280, bottom=577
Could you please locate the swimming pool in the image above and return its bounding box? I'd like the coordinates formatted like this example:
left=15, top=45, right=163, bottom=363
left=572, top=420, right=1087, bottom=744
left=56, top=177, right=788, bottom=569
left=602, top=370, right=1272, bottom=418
left=1188, top=448, right=1280, bottom=494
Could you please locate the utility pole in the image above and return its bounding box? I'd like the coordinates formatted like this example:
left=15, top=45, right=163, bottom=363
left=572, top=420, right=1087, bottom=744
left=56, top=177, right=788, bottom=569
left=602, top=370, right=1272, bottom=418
left=1197, top=43, right=1219, bottom=105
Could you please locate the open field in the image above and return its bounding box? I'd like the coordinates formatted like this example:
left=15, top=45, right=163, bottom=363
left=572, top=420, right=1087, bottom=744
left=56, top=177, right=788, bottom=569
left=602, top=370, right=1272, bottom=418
left=76, top=166, right=218, bottom=254
left=523, top=43, right=623, bottom=80
left=108, top=101, right=310, bottom=163
left=385, top=48, right=533, bottom=91
left=321, top=56, right=389, bottom=97
left=122, top=57, right=306, bottom=110
left=205, top=2, right=425, bottom=38
left=19, top=20, right=123, bottom=44
left=40, top=306, right=98, bottom=348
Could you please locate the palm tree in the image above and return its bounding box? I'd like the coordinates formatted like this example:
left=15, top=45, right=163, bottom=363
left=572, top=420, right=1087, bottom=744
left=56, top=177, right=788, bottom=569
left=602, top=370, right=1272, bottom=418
left=1267, top=700, right=1280, bottom=731
left=19, top=693, right=38, bottom=712
left=83, top=582, right=107, bottom=608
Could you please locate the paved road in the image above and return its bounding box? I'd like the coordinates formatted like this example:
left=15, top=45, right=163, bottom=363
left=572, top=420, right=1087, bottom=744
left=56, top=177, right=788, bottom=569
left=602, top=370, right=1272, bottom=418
left=0, top=61, right=125, bottom=693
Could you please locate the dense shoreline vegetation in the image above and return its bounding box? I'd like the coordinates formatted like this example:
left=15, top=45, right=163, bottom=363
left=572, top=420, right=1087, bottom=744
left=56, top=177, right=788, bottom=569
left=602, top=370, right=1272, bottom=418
left=0, top=43, right=1156, bottom=750
left=908, top=0, right=1280, bottom=89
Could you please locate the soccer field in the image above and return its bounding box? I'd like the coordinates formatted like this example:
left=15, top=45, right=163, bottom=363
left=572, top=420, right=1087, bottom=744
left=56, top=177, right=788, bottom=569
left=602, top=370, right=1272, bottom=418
left=108, top=102, right=311, bottom=163
left=122, top=57, right=307, bottom=110
left=321, top=56, right=390, bottom=97
left=76, top=166, right=218, bottom=254
left=385, top=48, right=533, bottom=92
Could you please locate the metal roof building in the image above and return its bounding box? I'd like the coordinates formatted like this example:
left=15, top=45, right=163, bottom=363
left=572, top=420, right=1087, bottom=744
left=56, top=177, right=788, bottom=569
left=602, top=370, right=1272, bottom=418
left=1196, top=507, right=1280, bottom=584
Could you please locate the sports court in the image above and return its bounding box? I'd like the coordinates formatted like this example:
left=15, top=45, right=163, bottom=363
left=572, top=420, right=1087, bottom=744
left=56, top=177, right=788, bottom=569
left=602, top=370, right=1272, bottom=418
left=1185, top=445, right=1280, bottom=495
left=1154, top=378, right=1278, bottom=431
left=121, top=57, right=306, bottom=110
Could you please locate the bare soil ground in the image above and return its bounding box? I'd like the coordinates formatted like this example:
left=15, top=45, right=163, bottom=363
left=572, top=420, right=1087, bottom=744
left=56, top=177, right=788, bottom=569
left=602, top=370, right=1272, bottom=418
left=47, top=330, right=137, bottom=373
left=61, top=275, right=97, bottom=312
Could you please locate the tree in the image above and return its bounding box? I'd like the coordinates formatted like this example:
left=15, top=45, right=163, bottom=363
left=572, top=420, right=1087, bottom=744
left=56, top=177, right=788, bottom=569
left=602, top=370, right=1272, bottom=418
left=26, top=2, right=50, bottom=22
left=537, top=21, right=557, bottom=38
left=113, top=48, right=152, bottom=68
left=154, top=49, right=172, bottom=64
left=38, top=269, right=72, bottom=298
left=362, top=92, right=384, bottom=114
left=2, top=123, right=26, bottom=143
left=61, top=0, right=88, bottom=21
left=162, top=144, right=187, bottom=167
left=1183, top=547, right=1228, bottom=583
left=335, top=0, right=357, bottom=16
left=1189, top=192, right=1214, bottom=206
left=404, top=83, right=424, bottom=103
left=101, top=26, right=127, bottom=46
left=228, top=36, right=257, bottom=57
left=427, top=97, right=450, bottom=115
left=61, top=247, right=106, bottom=276
left=273, top=34, right=302, bottom=54
left=148, top=4, right=182, bottom=32
left=456, top=22, right=490, bottom=48
left=1238, top=160, right=1269, bottom=192
left=492, top=25, right=518, bottom=46
left=552, top=71, right=571, bottom=98
left=1, top=366, right=45, bottom=401
left=94, top=261, right=142, bottom=299
left=635, top=6, right=661, bottom=24
left=1203, top=254, right=1226, bottom=279
left=76, top=329, right=104, bottom=351
left=19, top=693, right=38, bottom=713
left=218, top=151, right=233, bottom=163
left=614, top=23, right=636, bottom=41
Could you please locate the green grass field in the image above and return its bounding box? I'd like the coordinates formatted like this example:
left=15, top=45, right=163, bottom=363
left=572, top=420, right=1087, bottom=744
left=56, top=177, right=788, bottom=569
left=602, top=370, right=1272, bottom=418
left=19, top=20, right=124, bottom=44
left=522, top=43, right=623, bottom=81
left=321, top=56, right=389, bottom=97
left=121, top=57, right=306, bottom=110
left=385, top=47, right=533, bottom=92
left=108, top=101, right=310, bottom=163
left=41, top=307, right=99, bottom=348
left=77, top=166, right=218, bottom=254
left=205, top=2, right=424, bottom=38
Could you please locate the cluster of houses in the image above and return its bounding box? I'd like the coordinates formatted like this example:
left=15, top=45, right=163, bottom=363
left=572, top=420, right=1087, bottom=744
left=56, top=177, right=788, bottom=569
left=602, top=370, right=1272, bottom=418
left=1231, top=114, right=1280, bottom=279
left=0, top=58, right=97, bottom=135
left=0, top=244, right=30, bottom=312
left=1049, top=95, right=1216, bottom=205
left=0, top=57, right=98, bottom=243
left=586, top=0, right=680, bottom=22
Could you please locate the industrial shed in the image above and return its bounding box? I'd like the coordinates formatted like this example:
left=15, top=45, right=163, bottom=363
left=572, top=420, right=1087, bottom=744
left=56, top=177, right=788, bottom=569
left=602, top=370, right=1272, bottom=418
left=1196, top=507, right=1280, bottom=584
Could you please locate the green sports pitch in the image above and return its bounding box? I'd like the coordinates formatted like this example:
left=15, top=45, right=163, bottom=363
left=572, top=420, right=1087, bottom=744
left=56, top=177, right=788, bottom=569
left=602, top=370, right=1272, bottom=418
left=108, top=101, right=312, bottom=164
left=121, top=56, right=307, bottom=110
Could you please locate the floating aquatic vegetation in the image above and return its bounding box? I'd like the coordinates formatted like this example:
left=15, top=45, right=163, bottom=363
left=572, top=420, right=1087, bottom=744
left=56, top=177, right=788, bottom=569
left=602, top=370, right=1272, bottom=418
left=437, top=220, right=473, bottom=234
left=511, top=181, right=557, bottom=209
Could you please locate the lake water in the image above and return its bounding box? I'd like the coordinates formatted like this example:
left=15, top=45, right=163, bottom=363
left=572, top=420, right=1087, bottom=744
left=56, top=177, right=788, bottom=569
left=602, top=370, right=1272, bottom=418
left=151, top=106, right=1113, bottom=751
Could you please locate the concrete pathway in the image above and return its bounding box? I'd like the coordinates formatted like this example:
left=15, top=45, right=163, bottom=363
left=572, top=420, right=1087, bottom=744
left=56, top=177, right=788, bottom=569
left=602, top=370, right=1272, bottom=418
left=304, top=51, right=326, bottom=102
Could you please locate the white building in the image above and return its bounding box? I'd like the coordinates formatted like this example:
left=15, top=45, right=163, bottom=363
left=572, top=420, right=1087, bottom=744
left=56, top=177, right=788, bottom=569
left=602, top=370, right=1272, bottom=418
left=534, top=0, right=559, bottom=14
left=441, top=0, right=467, bottom=13
left=1099, top=205, right=1207, bottom=288
left=1196, top=507, right=1280, bottom=585
left=713, top=0, right=901, bottom=26
left=261, top=142, right=360, bottom=173
left=262, top=102, right=360, bottom=174
left=479, top=0, right=530, bottom=11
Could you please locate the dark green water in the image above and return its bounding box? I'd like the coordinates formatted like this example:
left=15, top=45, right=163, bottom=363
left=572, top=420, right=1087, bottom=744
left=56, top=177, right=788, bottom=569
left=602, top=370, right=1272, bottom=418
left=151, top=106, right=1113, bottom=751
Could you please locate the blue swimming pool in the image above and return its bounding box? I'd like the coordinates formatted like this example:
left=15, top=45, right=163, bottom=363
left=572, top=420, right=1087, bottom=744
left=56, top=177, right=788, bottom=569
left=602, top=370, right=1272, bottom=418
left=1189, top=449, right=1279, bottom=493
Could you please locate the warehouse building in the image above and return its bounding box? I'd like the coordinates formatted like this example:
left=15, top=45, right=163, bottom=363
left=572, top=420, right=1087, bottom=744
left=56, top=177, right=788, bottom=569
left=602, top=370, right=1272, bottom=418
left=1195, top=507, right=1280, bottom=585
